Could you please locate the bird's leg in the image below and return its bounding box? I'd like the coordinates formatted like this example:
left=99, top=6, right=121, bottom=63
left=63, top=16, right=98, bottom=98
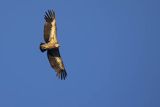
left=53, top=43, right=60, bottom=48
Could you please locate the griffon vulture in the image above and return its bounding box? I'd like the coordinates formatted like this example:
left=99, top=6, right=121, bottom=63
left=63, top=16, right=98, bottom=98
left=40, top=10, right=67, bottom=80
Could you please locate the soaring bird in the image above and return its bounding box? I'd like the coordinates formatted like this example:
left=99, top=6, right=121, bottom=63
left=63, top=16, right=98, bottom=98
left=40, top=10, right=67, bottom=80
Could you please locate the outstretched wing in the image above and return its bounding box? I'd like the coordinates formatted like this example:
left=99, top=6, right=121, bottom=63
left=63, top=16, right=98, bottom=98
left=43, top=10, right=67, bottom=80
left=44, top=10, right=58, bottom=44
left=47, top=48, right=67, bottom=80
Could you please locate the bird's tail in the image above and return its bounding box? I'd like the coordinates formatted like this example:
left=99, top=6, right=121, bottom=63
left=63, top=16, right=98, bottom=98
left=56, top=69, right=67, bottom=80
left=40, top=43, right=46, bottom=52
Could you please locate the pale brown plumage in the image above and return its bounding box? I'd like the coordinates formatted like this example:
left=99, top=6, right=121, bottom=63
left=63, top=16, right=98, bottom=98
left=40, top=10, right=67, bottom=80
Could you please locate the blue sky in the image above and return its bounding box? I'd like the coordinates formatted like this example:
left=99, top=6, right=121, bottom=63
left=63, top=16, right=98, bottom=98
left=1, top=0, right=160, bottom=107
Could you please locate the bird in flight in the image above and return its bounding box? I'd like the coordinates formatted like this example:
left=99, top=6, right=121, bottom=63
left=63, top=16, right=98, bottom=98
left=40, top=10, right=67, bottom=80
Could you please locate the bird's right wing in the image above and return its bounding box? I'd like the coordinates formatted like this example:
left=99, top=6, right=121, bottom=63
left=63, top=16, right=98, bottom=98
left=47, top=49, right=67, bottom=80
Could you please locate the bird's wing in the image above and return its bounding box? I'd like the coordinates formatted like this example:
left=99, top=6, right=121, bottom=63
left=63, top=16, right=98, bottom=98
left=44, top=10, right=58, bottom=44
left=47, top=49, right=67, bottom=80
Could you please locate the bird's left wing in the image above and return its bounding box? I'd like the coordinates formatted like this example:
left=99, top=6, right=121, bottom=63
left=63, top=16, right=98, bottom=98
left=44, top=10, right=58, bottom=43
left=40, top=10, right=60, bottom=52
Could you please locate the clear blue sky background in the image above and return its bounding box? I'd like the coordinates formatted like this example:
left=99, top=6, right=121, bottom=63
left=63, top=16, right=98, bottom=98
left=1, top=0, right=160, bottom=107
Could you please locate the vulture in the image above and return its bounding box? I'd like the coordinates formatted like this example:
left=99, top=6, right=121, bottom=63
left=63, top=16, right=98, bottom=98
left=40, top=10, right=67, bottom=80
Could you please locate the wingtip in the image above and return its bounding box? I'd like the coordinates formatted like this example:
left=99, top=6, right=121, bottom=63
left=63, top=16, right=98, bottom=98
left=44, top=9, right=55, bottom=22
left=56, top=70, right=67, bottom=80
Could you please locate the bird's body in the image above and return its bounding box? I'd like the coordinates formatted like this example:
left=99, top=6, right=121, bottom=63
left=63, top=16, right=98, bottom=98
left=40, top=10, right=67, bottom=80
